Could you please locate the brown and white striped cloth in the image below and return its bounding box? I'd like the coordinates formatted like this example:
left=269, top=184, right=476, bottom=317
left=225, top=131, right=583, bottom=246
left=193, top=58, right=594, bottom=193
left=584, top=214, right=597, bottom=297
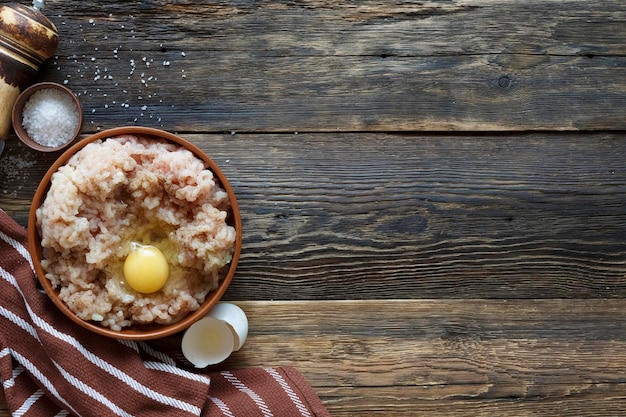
left=0, top=209, right=331, bottom=417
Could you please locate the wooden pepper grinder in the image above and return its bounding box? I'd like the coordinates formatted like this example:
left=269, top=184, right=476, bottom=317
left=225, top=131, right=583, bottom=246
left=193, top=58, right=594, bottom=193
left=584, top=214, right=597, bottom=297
left=0, top=0, right=58, bottom=143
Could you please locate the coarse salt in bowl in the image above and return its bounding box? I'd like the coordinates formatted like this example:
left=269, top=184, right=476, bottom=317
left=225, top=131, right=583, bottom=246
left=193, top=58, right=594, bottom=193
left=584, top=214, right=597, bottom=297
left=12, top=82, right=83, bottom=152
left=28, top=126, right=242, bottom=340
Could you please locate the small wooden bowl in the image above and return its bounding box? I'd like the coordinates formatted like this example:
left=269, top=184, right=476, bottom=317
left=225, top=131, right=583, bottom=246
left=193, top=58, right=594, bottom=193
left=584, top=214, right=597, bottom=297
left=28, top=127, right=242, bottom=340
left=12, top=82, right=83, bottom=152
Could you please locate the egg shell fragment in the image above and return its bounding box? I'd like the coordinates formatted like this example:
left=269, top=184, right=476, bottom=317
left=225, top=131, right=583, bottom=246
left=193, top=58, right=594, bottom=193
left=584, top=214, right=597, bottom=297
left=207, top=303, right=248, bottom=351
left=181, top=316, right=235, bottom=368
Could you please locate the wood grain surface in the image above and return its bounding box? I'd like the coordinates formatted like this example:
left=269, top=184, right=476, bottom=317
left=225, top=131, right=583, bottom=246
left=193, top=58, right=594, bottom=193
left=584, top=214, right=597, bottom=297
left=1, top=0, right=625, bottom=415
left=26, top=0, right=626, bottom=133
left=215, top=300, right=626, bottom=416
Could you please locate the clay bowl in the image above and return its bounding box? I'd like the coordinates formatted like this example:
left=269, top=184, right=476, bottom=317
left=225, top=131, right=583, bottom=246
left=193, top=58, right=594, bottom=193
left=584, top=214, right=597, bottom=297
left=12, top=82, right=83, bottom=152
left=27, top=126, right=242, bottom=340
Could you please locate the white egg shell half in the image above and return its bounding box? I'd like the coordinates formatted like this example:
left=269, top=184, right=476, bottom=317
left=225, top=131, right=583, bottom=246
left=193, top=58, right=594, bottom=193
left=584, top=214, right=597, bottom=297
left=181, top=316, right=235, bottom=368
left=208, top=303, right=249, bottom=351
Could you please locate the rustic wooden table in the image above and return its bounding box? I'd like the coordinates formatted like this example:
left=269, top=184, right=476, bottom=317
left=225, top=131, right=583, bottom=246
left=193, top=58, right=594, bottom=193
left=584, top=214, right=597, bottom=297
left=1, top=1, right=625, bottom=415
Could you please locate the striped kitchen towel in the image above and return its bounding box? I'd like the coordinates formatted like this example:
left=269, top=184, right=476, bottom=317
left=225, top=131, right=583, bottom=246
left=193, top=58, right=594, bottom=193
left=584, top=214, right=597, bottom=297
left=0, top=209, right=331, bottom=417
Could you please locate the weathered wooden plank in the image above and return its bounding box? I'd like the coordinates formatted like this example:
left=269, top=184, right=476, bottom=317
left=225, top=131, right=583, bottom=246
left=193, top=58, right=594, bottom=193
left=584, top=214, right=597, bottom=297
left=224, top=136, right=626, bottom=300
left=1, top=387, right=625, bottom=417
left=219, top=132, right=626, bottom=300
left=43, top=54, right=626, bottom=133
left=48, top=0, right=626, bottom=56
left=2, top=132, right=626, bottom=300
left=317, top=385, right=626, bottom=416
left=206, top=300, right=626, bottom=383
left=24, top=0, right=626, bottom=132
left=163, top=299, right=626, bottom=416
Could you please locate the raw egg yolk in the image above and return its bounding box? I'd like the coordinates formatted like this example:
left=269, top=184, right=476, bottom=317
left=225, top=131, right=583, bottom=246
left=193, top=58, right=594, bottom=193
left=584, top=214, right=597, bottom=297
left=123, top=243, right=169, bottom=293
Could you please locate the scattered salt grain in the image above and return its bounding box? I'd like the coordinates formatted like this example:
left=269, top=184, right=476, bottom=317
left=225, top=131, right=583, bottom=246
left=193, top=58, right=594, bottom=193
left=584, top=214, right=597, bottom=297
left=22, top=89, right=80, bottom=148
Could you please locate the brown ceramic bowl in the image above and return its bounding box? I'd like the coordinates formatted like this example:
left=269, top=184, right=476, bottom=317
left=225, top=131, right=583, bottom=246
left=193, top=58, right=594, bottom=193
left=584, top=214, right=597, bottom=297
left=27, top=126, right=242, bottom=340
left=12, top=82, right=83, bottom=152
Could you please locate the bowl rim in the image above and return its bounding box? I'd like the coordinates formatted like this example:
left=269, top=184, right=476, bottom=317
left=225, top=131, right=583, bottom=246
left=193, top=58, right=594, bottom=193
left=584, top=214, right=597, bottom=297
left=27, top=126, right=242, bottom=340
left=12, top=81, right=84, bottom=153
